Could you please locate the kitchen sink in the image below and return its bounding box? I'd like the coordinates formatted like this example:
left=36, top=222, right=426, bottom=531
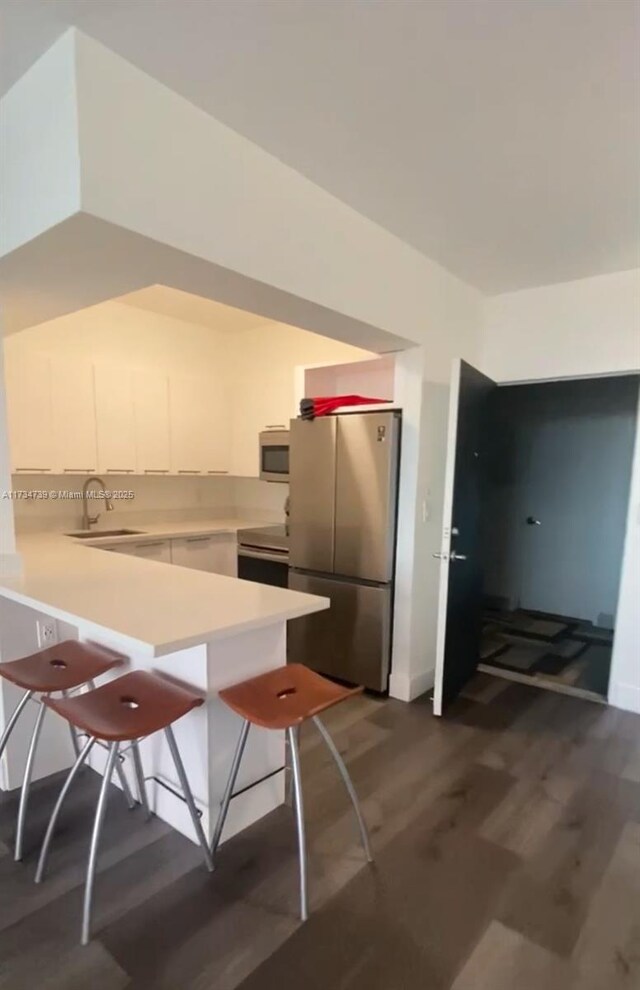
left=66, top=529, right=145, bottom=539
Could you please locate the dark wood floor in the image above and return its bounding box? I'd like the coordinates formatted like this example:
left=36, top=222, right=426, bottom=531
left=0, top=673, right=638, bottom=989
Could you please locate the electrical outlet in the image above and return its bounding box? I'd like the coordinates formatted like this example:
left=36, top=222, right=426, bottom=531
left=37, top=619, right=57, bottom=648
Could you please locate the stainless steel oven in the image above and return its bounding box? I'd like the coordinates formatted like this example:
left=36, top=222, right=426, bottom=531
left=259, top=429, right=290, bottom=483
left=237, top=525, right=289, bottom=587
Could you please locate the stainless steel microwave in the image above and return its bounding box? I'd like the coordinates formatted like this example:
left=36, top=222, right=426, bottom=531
left=259, top=429, right=290, bottom=482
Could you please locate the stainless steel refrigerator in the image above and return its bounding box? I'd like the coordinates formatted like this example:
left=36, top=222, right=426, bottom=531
left=288, top=410, right=401, bottom=691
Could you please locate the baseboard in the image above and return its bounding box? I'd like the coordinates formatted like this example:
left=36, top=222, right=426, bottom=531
left=389, top=669, right=435, bottom=702
left=608, top=679, right=640, bottom=715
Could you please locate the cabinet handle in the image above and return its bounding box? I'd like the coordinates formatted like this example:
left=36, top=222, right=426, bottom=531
left=106, top=469, right=134, bottom=474
left=207, top=470, right=228, bottom=475
left=178, top=470, right=201, bottom=474
left=265, top=424, right=286, bottom=430
left=135, top=541, right=165, bottom=549
left=14, top=467, right=51, bottom=473
left=143, top=470, right=169, bottom=474
left=63, top=468, right=95, bottom=473
left=185, top=536, right=211, bottom=544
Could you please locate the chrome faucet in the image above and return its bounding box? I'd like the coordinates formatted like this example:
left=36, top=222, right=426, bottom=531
left=81, top=476, right=114, bottom=531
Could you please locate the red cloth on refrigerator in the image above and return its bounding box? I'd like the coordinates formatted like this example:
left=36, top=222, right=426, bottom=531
left=299, top=395, right=390, bottom=419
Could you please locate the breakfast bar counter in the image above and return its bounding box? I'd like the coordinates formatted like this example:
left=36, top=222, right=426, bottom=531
left=0, top=530, right=329, bottom=847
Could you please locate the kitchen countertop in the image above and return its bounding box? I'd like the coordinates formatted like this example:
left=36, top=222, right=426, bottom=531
left=0, top=519, right=328, bottom=657
left=63, top=517, right=268, bottom=546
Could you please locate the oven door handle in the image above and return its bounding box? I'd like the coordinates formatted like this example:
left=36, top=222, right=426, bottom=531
left=238, top=547, right=290, bottom=564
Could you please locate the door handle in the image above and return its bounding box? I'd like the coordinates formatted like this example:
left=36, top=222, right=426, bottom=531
left=450, top=550, right=467, bottom=561
left=432, top=552, right=448, bottom=560
left=526, top=516, right=541, bottom=526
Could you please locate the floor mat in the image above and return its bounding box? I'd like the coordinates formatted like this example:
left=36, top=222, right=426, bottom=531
left=481, top=609, right=611, bottom=699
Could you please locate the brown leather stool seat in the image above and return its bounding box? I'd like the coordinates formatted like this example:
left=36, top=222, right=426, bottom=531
left=212, top=664, right=373, bottom=922
left=0, top=640, right=121, bottom=693
left=219, top=663, right=363, bottom=730
left=36, top=668, right=213, bottom=945
left=0, top=640, right=122, bottom=864
left=44, top=669, right=204, bottom=741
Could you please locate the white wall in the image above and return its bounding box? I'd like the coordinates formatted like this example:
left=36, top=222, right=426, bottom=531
left=73, top=30, right=483, bottom=354
left=5, top=298, right=229, bottom=372
left=227, top=320, right=372, bottom=477
left=482, top=269, right=640, bottom=383
left=611, top=394, right=640, bottom=715
left=0, top=316, right=19, bottom=572
left=0, top=32, right=80, bottom=258
left=483, top=270, right=640, bottom=713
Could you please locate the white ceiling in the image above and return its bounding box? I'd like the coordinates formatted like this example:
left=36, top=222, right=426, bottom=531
left=2, top=0, right=639, bottom=293
left=118, top=285, right=273, bottom=333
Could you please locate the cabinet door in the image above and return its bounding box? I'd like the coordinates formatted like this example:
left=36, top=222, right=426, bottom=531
left=50, top=357, right=98, bottom=474
left=133, top=370, right=171, bottom=474
left=169, top=373, right=229, bottom=475
left=169, top=374, right=205, bottom=475
left=203, top=374, right=230, bottom=475
left=130, top=540, right=172, bottom=563
left=94, top=364, right=136, bottom=475
left=171, top=535, right=237, bottom=575
left=4, top=351, right=55, bottom=473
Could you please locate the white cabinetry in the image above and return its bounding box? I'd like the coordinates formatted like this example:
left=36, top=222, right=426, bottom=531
left=230, top=362, right=294, bottom=478
left=50, top=357, right=98, bottom=474
left=5, top=351, right=54, bottom=473
left=171, top=534, right=237, bottom=576
left=169, top=373, right=230, bottom=475
left=101, top=533, right=237, bottom=575
left=119, top=539, right=172, bottom=564
left=94, top=364, right=137, bottom=474
left=133, top=370, right=171, bottom=474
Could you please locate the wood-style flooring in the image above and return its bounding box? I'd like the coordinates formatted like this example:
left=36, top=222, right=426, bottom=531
left=0, top=673, right=638, bottom=989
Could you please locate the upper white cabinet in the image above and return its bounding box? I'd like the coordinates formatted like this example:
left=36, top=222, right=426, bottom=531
left=50, top=357, right=98, bottom=474
left=133, top=370, right=171, bottom=474
left=230, top=363, right=294, bottom=478
left=169, top=372, right=230, bottom=475
left=5, top=351, right=54, bottom=473
left=94, top=364, right=137, bottom=474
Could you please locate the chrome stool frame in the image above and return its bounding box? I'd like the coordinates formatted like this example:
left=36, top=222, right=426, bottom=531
left=35, top=669, right=213, bottom=946
left=211, top=714, right=372, bottom=922
left=0, top=687, right=134, bottom=862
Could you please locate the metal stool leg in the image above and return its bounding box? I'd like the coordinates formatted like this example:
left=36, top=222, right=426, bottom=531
left=131, top=740, right=151, bottom=820
left=288, top=725, right=308, bottom=922
left=82, top=740, right=118, bottom=945
left=61, top=690, right=81, bottom=759
left=114, top=753, right=136, bottom=810
left=35, top=735, right=96, bottom=883
left=311, top=715, right=372, bottom=862
left=211, top=719, right=250, bottom=859
left=164, top=725, right=213, bottom=872
left=83, top=677, right=134, bottom=810
left=15, top=699, right=47, bottom=862
left=0, top=690, right=33, bottom=760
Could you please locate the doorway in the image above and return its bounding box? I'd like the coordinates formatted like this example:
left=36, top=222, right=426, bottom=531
left=433, top=362, right=639, bottom=713
left=479, top=375, right=639, bottom=701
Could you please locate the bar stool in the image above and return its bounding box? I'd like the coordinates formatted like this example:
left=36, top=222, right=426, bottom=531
left=35, top=669, right=213, bottom=945
left=211, top=664, right=373, bottom=921
left=0, top=640, right=124, bottom=861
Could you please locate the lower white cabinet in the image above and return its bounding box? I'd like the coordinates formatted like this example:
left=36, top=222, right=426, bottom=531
left=101, top=534, right=236, bottom=575
left=107, top=539, right=172, bottom=564
left=170, top=535, right=237, bottom=576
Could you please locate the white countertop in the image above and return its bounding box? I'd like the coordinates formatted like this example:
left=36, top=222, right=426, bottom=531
left=62, top=517, right=264, bottom=545
left=0, top=519, right=328, bottom=657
